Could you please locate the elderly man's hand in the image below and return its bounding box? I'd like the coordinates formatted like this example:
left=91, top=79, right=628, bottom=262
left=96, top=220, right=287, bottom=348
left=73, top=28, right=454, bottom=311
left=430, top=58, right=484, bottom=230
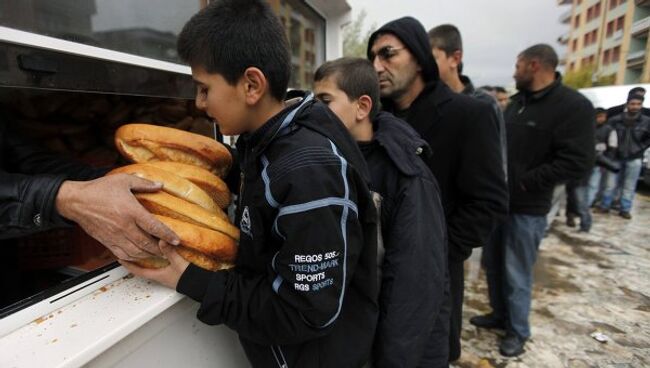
left=55, top=173, right=180, bottom=260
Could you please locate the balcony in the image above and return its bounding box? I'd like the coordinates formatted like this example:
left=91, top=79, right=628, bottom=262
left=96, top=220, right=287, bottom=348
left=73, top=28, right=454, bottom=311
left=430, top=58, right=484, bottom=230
left=613, top=29, right=624, bottom=40
left=627, top=49, right=646, bottom=68
left=631, top=16, right=650, bottom=37
left=557, top=31, right=570, bottom=44
left=559, top=9, right=572, bottom=24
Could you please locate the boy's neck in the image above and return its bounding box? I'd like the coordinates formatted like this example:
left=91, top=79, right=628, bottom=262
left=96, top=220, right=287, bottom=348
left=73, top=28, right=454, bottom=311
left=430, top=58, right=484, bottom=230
left=248, top=98, right=286, bottom=133
left=351, top=118, right=374, bottom=142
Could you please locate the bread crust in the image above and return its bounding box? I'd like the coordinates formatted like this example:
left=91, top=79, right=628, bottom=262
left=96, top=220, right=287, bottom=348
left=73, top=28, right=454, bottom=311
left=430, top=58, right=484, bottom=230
left=154, top=215, right=237, bottom=262
left=135, top=191, right=239, bottom=240
left=115, top=123, right=232, bottom=176
left=108, top=164, right=219, bottom=214
left=146, top=161, right=231, bottom=209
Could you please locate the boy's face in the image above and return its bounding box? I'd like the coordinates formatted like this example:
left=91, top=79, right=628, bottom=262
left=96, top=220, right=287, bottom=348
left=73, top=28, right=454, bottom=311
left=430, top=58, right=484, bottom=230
left=192, top=65, right=248, bottom=136
left=314, top=76, right=358, bottom=131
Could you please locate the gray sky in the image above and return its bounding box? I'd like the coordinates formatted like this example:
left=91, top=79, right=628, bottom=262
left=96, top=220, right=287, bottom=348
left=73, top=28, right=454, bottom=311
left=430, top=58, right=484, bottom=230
left=348, top=0, right=569, bottom=88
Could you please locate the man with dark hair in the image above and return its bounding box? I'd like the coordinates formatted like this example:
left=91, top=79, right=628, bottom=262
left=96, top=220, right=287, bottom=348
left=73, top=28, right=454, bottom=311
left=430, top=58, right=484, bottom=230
left=606, top=87, right=650, bottom=118
left=367, top=17, right=509, bottom=363
left=122, top=1, right=379, bottom=367
left=428, top=23, right=507, bottom=178
left=597, top=94, right=650, bottom=219
left=494, top=86, right=510, bottom=111
left=587, top=107, right=614, bottom=206
left=471, top=43, right=595, bottom=356
left=314, top=57, right=449, bottom=368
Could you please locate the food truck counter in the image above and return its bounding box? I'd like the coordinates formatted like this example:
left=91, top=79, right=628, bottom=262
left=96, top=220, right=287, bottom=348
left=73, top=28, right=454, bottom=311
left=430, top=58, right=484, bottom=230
left=0, top=266, right=248, bottom=368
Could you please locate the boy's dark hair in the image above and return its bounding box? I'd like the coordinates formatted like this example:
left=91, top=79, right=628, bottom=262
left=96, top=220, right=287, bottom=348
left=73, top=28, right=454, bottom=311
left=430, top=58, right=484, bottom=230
left=628, top=86, right=646, bottom=96
left=595, top=107, right=607, bottom=114
left=428, top=24, right=463, bottom=55
left=177, top=0, right=290, bottom=101
left=494, top=86, right=507, bottom=94
left=518, top=44, right=558, bottom=70
left=314, top=57, right=380, bottom=120
left=478, top=85, right=495, bottom=93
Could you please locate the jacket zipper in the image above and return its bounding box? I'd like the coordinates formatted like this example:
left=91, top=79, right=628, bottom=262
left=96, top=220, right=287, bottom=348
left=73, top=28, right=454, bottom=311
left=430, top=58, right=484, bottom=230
left=270, top=345, right=288, bottom=368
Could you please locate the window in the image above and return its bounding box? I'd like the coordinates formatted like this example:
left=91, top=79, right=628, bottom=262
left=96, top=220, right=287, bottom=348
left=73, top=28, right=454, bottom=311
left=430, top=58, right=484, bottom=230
left=589, top=55, right=595, bottom=64
left=0, top=1, right=203, bottom=64
left=572, top=39, right=578, bottom=51
left=569, top=61, right=575, bottom=71
left=612, top=46, right=621, bottom=63
left=587, top=7, right=593, bottom=21
left=595, top=3, right=601, bottom=17
left=574, top=14, right=581, bottom=28
left=584, top=33, right=590, bottom=45
left=607, top=20, right=614, bottom=37
left=603, top=49, right=611, bottom=65
left=616, top=16, right=625, bottom=31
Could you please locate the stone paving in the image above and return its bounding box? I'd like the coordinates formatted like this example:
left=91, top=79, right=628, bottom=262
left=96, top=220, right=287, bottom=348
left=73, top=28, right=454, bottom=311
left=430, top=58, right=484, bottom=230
left=453, top=187, right=650, bottom=368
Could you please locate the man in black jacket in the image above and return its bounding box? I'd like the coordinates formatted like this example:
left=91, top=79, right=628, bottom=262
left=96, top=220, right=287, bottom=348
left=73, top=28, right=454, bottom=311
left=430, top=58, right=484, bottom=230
left=598, top=94, right=650, bottom=219
left=587, top=108, right=613, bottom=206
left=606, top=87, right=650, bottom=118
left=123, top=2, right=378, bottom=367
left=470, top=44, right=595, bottom=357
left=0, top=113, right=179, bottom=260
left=314, top=57, right=449, bottom=367
left=366, top=17, right=509, bottom=362
left=428, top=23, right=508, bottom=181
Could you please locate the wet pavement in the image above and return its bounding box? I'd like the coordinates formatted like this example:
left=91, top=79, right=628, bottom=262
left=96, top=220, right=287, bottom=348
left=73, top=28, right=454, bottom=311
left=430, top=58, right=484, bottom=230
left=454, top=186, right=650, bottom=368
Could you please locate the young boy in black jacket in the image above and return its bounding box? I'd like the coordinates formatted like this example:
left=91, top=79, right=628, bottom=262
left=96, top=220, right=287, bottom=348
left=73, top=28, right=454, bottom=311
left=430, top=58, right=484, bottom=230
left=314, top=57, right=450, bottom=368
left=122, top=1, right=378, bottom=367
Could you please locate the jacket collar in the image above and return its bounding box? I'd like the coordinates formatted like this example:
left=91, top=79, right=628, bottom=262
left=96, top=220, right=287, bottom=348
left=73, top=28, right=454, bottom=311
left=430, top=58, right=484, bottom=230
left=512, top=72, right=563, bottom=104
left=372, top=111, right=431, bottom=177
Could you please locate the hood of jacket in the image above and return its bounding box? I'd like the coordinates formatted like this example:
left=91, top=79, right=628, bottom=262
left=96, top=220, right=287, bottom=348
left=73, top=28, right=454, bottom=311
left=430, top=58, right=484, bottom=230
left=367, top=16, right=439, bottom=83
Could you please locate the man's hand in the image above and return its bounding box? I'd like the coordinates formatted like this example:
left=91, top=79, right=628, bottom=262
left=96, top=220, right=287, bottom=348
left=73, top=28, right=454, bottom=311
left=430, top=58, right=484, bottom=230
left=55, top=173, right=180, bottom=260
left=120, top=240, right=190, bottom=289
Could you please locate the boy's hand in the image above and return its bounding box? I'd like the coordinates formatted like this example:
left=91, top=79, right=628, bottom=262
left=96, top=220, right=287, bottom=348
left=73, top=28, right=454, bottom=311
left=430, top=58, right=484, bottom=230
left=119, top=240, right=190, bottom=290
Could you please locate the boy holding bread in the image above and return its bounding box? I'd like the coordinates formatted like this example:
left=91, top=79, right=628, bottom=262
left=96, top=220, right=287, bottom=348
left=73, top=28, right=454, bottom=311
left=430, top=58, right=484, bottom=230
left=314, top=58, right=450, bottom=367
left=121, top=1, right=379, bottom=367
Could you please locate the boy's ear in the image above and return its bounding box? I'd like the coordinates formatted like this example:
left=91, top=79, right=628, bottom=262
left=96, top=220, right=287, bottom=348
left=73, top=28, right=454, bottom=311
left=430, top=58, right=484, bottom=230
left=356, top=95, right=373, bottom=122
left=241, top=67, right=267, bottom=105
left=450, top=50, right=462, bottom=69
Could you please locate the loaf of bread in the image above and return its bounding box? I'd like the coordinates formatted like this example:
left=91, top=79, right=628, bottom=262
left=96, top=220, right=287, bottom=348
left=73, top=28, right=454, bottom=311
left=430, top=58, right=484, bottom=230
left=135, top=192, right=238, bottom=240
left=115, top=123, right=232, bottom=177
left=155, top=215, right=237, bottom=263
left=108, top=164, right=219, bottom=214
left=145, top=161, right=231, bottom=209
left=133, top=247, right=235, bottom=271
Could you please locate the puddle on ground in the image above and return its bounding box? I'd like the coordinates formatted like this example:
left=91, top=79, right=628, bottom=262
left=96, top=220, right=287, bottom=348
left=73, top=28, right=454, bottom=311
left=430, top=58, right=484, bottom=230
left=614, top=337, right=650, bottom=349
left=534, top=258, right=582, bottom=293
left=536, top=306, right=555, bottom=319
left=619, top=287, right=650, bottom=305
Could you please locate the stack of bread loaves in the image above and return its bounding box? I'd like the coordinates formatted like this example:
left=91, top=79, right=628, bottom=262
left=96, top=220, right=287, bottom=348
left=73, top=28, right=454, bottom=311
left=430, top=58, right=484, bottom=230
left=109, top=123, right=238, bottom=271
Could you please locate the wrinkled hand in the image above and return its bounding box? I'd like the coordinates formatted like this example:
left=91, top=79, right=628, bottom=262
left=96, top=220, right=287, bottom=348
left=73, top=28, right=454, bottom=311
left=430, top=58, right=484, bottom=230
left=120, top=240, right=190, bottom=289
left=55, top=173, right=180, bottom=260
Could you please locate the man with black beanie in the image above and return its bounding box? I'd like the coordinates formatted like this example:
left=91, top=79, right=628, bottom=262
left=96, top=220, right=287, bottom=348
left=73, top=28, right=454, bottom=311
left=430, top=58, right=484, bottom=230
left=598, top=93, right=650, bottom=219
left=606, top=87, right=650, bottom=118
left=367, top=17, right=509, bottom=364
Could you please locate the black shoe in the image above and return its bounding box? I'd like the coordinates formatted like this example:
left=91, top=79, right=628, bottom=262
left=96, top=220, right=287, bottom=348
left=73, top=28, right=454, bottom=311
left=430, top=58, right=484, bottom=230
left=469, top=313, right=506, bottom=330
left=619, top=211, right=632, bottom=220
left=566, top=215, right=576, bottom=227
left=500, top=333, right=527, bottom=357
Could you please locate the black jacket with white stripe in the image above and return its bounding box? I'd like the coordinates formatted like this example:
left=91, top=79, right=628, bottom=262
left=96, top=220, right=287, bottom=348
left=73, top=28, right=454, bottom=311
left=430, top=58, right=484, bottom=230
left=177, top=96, right=378, bottom=368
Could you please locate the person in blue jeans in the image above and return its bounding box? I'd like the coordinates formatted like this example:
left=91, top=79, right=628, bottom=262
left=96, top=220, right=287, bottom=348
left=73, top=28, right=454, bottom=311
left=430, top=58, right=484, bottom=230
left=598, top=94, right=650, bottom=219
left=470, top=44, right=595, bottom=357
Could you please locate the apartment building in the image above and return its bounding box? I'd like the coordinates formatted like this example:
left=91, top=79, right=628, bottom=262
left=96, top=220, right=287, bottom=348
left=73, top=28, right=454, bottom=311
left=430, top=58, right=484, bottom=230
left=558, top=0, right=650, bottom=84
